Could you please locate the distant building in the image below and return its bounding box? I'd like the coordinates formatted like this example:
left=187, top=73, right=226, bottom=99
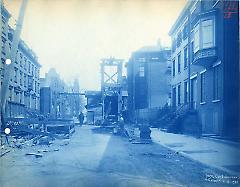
left=0, top=5, right=41, bottom=118
left=40, top=68, right=67, bottom=117
left=121, top=76, right=128, bottom=113
left=169, top=0, right=239, bottom=137
left=127, top=44, right=171, bottom=121
left=40, top=69, right=83, bottom=119
left=40, top=87, right=51, bottom=115
left=68, top=78, right=81, bottom=116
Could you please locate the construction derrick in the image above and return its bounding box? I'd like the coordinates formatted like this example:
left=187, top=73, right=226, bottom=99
left=100, top=57, right=123, bottom=121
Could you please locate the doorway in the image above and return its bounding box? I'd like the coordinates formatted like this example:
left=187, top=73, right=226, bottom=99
left=191, top=77, right=197, bottom=110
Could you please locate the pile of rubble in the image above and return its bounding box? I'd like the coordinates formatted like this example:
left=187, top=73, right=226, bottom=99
left=0, top=130, right=71, bottom=158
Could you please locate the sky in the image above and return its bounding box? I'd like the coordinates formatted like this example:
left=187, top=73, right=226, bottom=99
left=3, top=0, right=187, bottom=90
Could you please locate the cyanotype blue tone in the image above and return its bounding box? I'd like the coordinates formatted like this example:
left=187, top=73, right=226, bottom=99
left=0, top=0, right=239, bottom=187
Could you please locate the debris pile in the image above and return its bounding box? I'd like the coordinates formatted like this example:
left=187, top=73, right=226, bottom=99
left=0, top=119, right=74, bottom=158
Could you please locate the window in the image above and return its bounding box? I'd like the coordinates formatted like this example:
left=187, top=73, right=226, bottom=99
left=24, top=58, right=27, bottom=69
left=14, top=68, right=18, bottom=83
left=184, top=81, right=188, bottom=104
left=213, top=65, right=221, bottom=100
left=178, top=84, right=181, bottom=105
left=200, top=72, right=206, bottom=102
left=177, top=53, right=181, bottom=73
left=183, top=24, right=188, bottom=39
left=35, top=67, right=38, bottom=78
left=202, top=19, right=214, bottom=48
left=24, top=74, right=27, bottom=87
left=177, top=32, right=182, bottom=47
left=138, top=58, right=145, bottom=63
left=19, top=53, right=23, bottom=67
left=0, top=67, right=4, bottom=78
left=1, top=41, right=5, bottom=54
left=193, top=19, right=214, bottom=53
left=37, top=69, right=40, bottom=79
left=191, top=41, right=194, bottom=61
left=172, top=59, right=175, bottom=77
left=172, top=87, right=176, bottom=107
left=172, top=39, right=176, bottom=52
left=35, top=81, right=37, bottom=92
left=9, top=90, right=12, bottom=101
left=28, top=62, right=31, bottom=73
left=28, top=76, right=33, bottom=90
left=184, top=46, right=188, bottom=68
left=20, top=71, right=23, bottom=85
left=32, top=64, right=34, bottom=75
left=139, top=66, right=144, bottom=77
left=19, top=93, right=22, bottom=104
left=194, top=24, right=200, bottom=53
left=32, top=80, right=35, bottom=91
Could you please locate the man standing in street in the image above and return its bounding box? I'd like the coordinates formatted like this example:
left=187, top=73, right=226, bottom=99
left=79, top=112, right=84, bottom=126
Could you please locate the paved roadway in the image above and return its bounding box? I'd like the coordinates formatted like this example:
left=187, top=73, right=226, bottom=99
left=0, top=125, right=232, bottom=187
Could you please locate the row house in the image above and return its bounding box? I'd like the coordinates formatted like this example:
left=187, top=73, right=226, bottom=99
left=169, top=0, right=239, bottom=138
left=1, top=5, right=41, bottom=118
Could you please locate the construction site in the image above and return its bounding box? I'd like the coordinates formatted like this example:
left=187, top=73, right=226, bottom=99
left=1, top=0, right=240, bottom=187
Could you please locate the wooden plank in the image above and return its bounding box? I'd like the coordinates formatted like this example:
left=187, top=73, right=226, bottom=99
left=0, top=150, right=10, bottom=157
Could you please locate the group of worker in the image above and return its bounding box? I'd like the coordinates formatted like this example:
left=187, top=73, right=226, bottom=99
left=78, top=110, right=151, bottom=140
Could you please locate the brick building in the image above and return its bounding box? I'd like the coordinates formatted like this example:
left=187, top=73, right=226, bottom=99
left=127, top=44, right=171, bottom=121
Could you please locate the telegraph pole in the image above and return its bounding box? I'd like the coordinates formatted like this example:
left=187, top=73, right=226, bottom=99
left=187, top=10, right=191, bottom=110
left=0, top=0, right=3, bottom=134
left=0, top=0, right=28, bottom=129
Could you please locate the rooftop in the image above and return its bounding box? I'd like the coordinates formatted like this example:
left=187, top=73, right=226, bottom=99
left=2, top=4, right=41, bottom=67
left=168, top=0, right=193, bottom=36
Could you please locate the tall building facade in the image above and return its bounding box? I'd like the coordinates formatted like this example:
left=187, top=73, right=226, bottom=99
left=169, top=0, right=239, bottom=138
left=1, top=5, right=41, bottom=118
left=127, top=45, right=171, bottom=121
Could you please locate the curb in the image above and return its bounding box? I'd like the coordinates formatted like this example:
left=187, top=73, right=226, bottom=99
left=152, top=137, right=240, bottom=177
left=202, top=137, right=240, bottom=148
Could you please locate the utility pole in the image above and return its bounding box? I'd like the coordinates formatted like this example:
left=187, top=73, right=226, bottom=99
left=0, top=0, right=28, bottom=129
left=0, top=0, right=3, bottom=135
left=187, top=10, right=191, bottom=110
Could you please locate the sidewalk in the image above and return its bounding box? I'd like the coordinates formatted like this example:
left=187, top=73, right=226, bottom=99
left=151, top=128, right=240, bottom=176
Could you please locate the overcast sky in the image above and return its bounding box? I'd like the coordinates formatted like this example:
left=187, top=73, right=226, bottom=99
left=3, top=0, right=186, bottom=90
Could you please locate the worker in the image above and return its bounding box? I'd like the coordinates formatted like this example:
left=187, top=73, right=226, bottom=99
left=119, top=115, right=124, bottom=130
left=79, top=112, right=84, bottom=126
left=139, top=124, right=151, bottom=140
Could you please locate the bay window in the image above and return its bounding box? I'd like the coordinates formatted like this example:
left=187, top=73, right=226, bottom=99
left=193, top=18, right=215, bottom=53
left=194, top=24, right=200, bottom=53
left=202, top=19, right=214, bottom=48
